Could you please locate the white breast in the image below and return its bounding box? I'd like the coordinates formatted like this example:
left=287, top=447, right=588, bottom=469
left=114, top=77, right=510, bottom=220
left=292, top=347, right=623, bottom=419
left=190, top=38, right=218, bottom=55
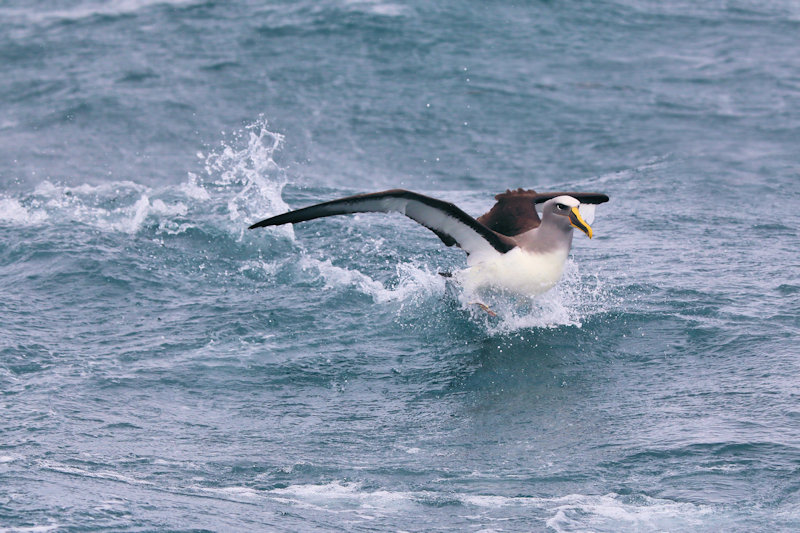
left=458, top=247, right=570, bottom=296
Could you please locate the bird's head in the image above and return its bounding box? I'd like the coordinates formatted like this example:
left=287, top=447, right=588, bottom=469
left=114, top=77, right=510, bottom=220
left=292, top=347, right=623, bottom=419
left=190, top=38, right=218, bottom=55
left=542, top=195, right=593, bottom=238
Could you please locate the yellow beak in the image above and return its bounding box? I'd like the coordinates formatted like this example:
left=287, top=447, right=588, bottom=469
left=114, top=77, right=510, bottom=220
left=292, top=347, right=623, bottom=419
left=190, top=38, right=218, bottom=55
left=569, top=207, right=593, bottom=239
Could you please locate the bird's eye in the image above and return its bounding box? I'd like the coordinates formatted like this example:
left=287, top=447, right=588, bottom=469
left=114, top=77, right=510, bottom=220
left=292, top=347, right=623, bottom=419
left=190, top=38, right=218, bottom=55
left=556, top=203, right=567, bottom=211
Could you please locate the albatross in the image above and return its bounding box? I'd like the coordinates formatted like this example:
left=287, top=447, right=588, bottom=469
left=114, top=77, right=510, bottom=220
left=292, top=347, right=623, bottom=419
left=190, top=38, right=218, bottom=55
left=249, top=188, right=609, bottom=296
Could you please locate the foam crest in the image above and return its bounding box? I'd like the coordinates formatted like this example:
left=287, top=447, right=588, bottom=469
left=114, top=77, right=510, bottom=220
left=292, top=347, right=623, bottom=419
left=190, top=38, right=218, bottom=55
left=193, top=485, right=261, bottom=502
left=38, top=460, right=153, bottom=486
left=0, top=526, right=61, bottom=533
left=34, top=180, right=148, bottom=197
left=5, top=0, right=201, bottom=24
left=0, top=197, right=47, bottom=225
left=112, top=195, right=189, bottom=234
left=545, top=493, right=711, bottom=532
left=264, top=482, right=712, bottom=529
left=343, top=0, right=408, bottom=17
left=19, top=181, right=189, bottom=235
left=268, top=481, right=412, bottom=513
left=300, top=256, right=386, bottom=297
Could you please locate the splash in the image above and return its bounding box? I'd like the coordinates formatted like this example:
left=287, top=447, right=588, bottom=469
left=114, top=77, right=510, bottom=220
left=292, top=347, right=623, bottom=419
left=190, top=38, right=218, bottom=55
left=285, top=245, right=609, bottom=333
left=203, top=117, right=291, bottom=229
left=0, top=118, right=291, bottom=239
left=456, top=258, right=611, bottom=334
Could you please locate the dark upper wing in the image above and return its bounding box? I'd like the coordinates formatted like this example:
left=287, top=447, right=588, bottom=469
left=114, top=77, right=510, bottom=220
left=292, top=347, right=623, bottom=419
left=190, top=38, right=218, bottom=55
left=477, top=188, right=610, bottom=237
left=249, top=189, right=516, bottom=256
left=532, top=192, right=610, bottom=205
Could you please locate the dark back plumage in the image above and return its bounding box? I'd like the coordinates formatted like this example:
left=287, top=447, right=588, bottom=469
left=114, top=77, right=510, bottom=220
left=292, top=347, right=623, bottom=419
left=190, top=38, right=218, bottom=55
left=477, top=189, right=542, bottom=237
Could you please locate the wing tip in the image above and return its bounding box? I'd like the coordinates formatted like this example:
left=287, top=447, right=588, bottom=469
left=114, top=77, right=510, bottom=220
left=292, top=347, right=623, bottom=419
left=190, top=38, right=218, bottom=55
left=248, top=218, right=276, bottom=229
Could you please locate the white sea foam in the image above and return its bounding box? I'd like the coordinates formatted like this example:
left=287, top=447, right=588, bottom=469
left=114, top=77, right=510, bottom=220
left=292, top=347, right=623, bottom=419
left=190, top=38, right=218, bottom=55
left=1, top=0, right=202, bottom=24
left=239, top=258, right=286, bottom=278
left=343, top=0, right=408, bottom=17
left=300, top=256, right=387, bottom=296
left=0, top=197, right=47, bottom=225
left=0, top=119, right=294, bottom=243
left=544, top=493, right=712, bottom=532
left=179, top=172, right=211, bottom=201
left=457, top=258, right=609, bottom=334
left=33, top=180, right=147, bottom=198
left=0, top=525, right=61, bottom=533
left=287, top=247, right=605, bottom=332
left=193, top=485, right=261, bottom=501
left=38, top=460, right=153, bottom=486
left=109, top=196, right=189, bottom=234
left=263, top=482, right=712, bottom=529
left=20, top=182, right=192, bottom=235
left=268, top=481, right=412, bottom=513
left=460, top=494, right=516, bottom=507
left=298, top=256, right=445, bottom=304
left=112, top=194, right=151, bottom=234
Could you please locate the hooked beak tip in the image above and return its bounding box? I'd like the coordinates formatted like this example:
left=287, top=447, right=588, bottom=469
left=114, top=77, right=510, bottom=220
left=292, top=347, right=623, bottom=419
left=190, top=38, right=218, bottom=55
left=569, top=207, right=593, bottom=238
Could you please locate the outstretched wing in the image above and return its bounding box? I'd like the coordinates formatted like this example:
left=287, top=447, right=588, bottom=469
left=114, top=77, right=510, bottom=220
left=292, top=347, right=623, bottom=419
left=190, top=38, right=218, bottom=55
left=249, top=189, right=516, bottom=257
left=477, top=188, right=610, bottom=237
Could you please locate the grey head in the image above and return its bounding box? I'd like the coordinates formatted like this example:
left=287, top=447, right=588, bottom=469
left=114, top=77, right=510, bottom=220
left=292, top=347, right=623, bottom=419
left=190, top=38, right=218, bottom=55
left=514, top=195, right=593, bottom=253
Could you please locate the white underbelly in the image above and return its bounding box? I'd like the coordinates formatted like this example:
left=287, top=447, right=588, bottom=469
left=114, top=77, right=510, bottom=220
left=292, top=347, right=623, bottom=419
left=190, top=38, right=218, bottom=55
left=458, top=247, right=569, bottom=296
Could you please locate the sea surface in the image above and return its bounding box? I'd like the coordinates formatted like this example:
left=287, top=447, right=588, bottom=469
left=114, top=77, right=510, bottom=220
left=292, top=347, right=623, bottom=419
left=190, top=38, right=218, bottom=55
left=2, top=1, right=800, bottom=531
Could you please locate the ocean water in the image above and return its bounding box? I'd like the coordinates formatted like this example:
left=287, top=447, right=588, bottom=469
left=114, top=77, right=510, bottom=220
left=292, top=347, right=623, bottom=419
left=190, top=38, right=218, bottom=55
left=2, top=0, right=800, bottom=531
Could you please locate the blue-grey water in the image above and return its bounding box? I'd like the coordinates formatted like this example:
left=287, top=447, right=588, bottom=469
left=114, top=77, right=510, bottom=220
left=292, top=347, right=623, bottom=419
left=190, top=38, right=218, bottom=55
left=2, top=1, right=800, bottom=531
